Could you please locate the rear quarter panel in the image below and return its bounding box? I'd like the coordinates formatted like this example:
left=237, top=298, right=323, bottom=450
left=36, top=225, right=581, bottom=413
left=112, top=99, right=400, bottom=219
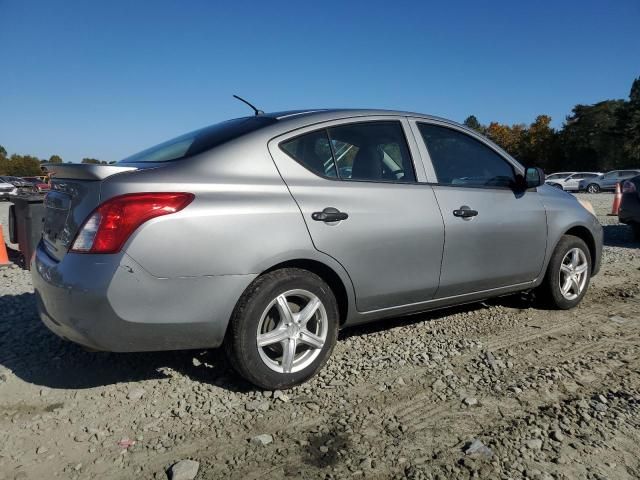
left=103, top=140, right=317, bottom=278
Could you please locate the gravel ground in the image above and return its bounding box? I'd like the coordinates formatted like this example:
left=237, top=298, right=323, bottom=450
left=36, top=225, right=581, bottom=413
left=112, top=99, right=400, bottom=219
left=1, top=192, right=639, bottom=480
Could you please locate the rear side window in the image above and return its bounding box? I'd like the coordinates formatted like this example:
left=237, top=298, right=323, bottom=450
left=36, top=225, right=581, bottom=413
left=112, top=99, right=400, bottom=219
left=328, top=122, right=415, bottom=182
left=280, top=130, right=338, bottom=178
left=418, top=123, right=515, bottom=188
left=119, top=116, right=278, bottom=163
left=280, top=121, right=416, bottom=183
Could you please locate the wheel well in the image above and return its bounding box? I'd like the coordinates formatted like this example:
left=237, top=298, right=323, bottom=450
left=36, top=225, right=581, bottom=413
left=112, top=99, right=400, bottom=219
left=564, top=226, right=596, bottom=272
left=264, top=259, right=349, bottom=325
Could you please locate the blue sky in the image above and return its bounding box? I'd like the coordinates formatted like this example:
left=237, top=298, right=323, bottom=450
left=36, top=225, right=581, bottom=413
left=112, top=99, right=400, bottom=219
left=1, top=0, right=638, bottom=163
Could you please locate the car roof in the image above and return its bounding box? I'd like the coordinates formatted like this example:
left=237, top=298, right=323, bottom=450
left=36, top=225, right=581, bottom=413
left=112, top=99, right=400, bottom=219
left=263, top=108, right=457, bottom=123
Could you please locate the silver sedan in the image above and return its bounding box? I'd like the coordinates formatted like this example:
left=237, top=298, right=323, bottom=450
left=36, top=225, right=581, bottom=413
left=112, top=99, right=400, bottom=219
left=33, top=109, right=602, bottom=389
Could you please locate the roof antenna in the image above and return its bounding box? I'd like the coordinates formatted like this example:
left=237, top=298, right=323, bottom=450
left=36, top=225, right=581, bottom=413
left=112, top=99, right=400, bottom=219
left=233, top=95, right=264, bottom=116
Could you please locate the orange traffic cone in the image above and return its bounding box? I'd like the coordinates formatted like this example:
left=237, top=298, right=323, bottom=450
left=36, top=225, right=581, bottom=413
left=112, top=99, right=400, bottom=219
left=608, top=182, right=622, bottom=216
left=0, top=225, right=10, bottom=266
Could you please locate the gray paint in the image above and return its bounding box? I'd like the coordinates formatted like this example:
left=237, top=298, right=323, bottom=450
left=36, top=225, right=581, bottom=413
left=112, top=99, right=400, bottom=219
left=33, top=109, right=603, bottom=352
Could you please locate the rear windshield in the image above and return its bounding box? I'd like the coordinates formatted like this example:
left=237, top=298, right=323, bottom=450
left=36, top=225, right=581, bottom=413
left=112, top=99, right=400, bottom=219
left=118, top=116, right=277, bottom=163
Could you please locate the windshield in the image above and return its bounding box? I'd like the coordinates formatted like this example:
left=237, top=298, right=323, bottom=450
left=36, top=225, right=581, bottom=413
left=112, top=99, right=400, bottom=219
left=119, top=116, right=277, bottom=163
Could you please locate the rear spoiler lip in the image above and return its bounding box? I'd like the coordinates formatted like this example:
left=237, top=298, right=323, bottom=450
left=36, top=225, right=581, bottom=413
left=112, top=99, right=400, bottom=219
left=42, top=163, right=137, bottom=181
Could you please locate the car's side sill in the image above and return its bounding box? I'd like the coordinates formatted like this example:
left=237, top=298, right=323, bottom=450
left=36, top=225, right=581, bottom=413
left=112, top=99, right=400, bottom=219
left=344, top=281, right=536, bottom=326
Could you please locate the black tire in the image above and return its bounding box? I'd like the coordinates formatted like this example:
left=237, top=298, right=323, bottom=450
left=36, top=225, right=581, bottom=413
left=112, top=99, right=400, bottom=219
left=538, top=235, right=591, bottom=309
left=586, top=183, right=600, bottom=194
left=224, top=268, right=339, bottom=390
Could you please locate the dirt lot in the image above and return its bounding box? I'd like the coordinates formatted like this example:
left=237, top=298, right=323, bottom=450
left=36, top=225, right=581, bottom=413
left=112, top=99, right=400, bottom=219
left=0, top=193, right=639, bottom=480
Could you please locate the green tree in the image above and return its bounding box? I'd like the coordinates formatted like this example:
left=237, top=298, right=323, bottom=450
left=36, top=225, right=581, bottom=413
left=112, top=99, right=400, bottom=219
left=81, top=158, right=107, bottom=164
left=48, top=155, right=63, bottom=164
left=561, top=100, right=626, bottom=171
left=622, top=77, right=640, bottom=165
left=4, top=154, right=42, bottom=176
left=463, top=115, right=483, bottom=133
left=519, top=115, right=559, bottom=170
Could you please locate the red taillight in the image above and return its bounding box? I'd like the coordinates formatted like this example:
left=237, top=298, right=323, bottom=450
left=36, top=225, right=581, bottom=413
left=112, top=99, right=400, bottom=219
left=622, top=180, right=637, bottom=194
left=70, top=192, right=194, bottom=254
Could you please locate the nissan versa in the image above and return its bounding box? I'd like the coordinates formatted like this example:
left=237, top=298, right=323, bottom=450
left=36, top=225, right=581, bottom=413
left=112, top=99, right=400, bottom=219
left=33, top=109, right=603, bottom=389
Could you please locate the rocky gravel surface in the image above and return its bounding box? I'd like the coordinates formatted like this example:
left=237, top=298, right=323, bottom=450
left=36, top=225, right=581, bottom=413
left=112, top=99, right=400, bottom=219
left=1, top=193, right=639, bottom=479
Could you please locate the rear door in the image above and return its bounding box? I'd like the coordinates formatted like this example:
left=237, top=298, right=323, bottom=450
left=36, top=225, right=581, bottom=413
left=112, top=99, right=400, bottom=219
left=600, top=171, right=621, bottom=190
left=269, top=117, right=445, bottom=312
left=410, top=119, right=547, bottom=298
left=564, top=173, right=583, bottom=191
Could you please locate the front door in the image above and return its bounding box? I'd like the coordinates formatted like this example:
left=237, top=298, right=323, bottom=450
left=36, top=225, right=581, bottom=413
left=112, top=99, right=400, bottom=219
left=412, top=120, right=548, bottom=298
left=269, top=118, right=445, bottom=312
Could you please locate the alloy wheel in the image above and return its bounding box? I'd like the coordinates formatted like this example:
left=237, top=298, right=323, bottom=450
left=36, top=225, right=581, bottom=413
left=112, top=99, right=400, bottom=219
left=558, top=248, right=589, bottom=300
left=256, top=289, right=328, bottom=374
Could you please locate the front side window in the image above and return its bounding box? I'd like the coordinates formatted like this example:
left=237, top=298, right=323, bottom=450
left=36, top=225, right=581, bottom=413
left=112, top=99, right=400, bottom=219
left=418, top=123, right=515, bottom=188
left=280, top=121, right=416, bottom=183
left=603, top=171, right=619, bottom=179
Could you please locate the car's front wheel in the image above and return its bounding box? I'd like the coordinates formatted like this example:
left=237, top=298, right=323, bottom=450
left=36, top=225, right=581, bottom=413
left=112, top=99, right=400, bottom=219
left=586, top=183, right=600, bottom=193
left=538, top=235, right=591, bottom=309
left=224, top=268, right=339, bottom=389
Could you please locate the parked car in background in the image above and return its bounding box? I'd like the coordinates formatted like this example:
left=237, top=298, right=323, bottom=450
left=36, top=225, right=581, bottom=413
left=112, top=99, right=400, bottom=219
left=0, top=175, right=33, bottom=192
left=0, top=178, right=17, bottom=200
left=579, top=170, right=640, bottom=193
left=619, top=175, right=640, bottom=240
left=22, top=176, right=51, bottom=193
left=545, top=172, right=576, bottom=188
left=546, top=172, right=602, bottom=191
left=33, top=109, right=602, bottom=389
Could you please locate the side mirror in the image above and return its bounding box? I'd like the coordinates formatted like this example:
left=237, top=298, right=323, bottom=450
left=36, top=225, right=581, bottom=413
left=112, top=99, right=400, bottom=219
left=525, top=167, right=545, bottom=188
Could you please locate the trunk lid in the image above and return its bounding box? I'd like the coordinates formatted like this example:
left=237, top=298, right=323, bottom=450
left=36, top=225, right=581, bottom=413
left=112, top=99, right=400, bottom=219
left=41, top=164, right=138, bottom=261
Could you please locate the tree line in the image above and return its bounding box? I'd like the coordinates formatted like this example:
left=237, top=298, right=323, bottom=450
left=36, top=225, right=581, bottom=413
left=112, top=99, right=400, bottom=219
left=1, top=77, right=639, bottom=176
left=464, top=77, right=640, bottom=173
left=0, top=147, right=108, bottom=176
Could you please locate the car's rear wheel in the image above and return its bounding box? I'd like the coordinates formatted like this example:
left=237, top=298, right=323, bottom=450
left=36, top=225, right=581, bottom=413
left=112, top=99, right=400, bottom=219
left=224, top=268, right=339, bottom=390
left=586, top=183, right=600, bottom=193
left=538, top=235, right=591, bottom=309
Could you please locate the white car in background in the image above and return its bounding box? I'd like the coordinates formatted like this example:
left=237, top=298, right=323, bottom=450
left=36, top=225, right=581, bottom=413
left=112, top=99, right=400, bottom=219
left=0, top=178, right=17, bottom=200
left=546, top=172, right=602, bottom=192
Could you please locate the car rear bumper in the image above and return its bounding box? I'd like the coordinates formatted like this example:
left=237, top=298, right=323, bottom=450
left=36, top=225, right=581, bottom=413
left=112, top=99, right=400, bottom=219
left=619, top=194, right=640, bottom=225
left=32, top=242, right=256, bottom=352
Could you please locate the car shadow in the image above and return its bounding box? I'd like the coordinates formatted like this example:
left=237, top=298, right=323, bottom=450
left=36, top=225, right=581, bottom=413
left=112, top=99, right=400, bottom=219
left=338, top=292, right=533, bottom=340
left=0, top=292, right=256, bottom=393
left=0, top=289, right=536, bottom=393
left=603, top=224, right=640, bottom=248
